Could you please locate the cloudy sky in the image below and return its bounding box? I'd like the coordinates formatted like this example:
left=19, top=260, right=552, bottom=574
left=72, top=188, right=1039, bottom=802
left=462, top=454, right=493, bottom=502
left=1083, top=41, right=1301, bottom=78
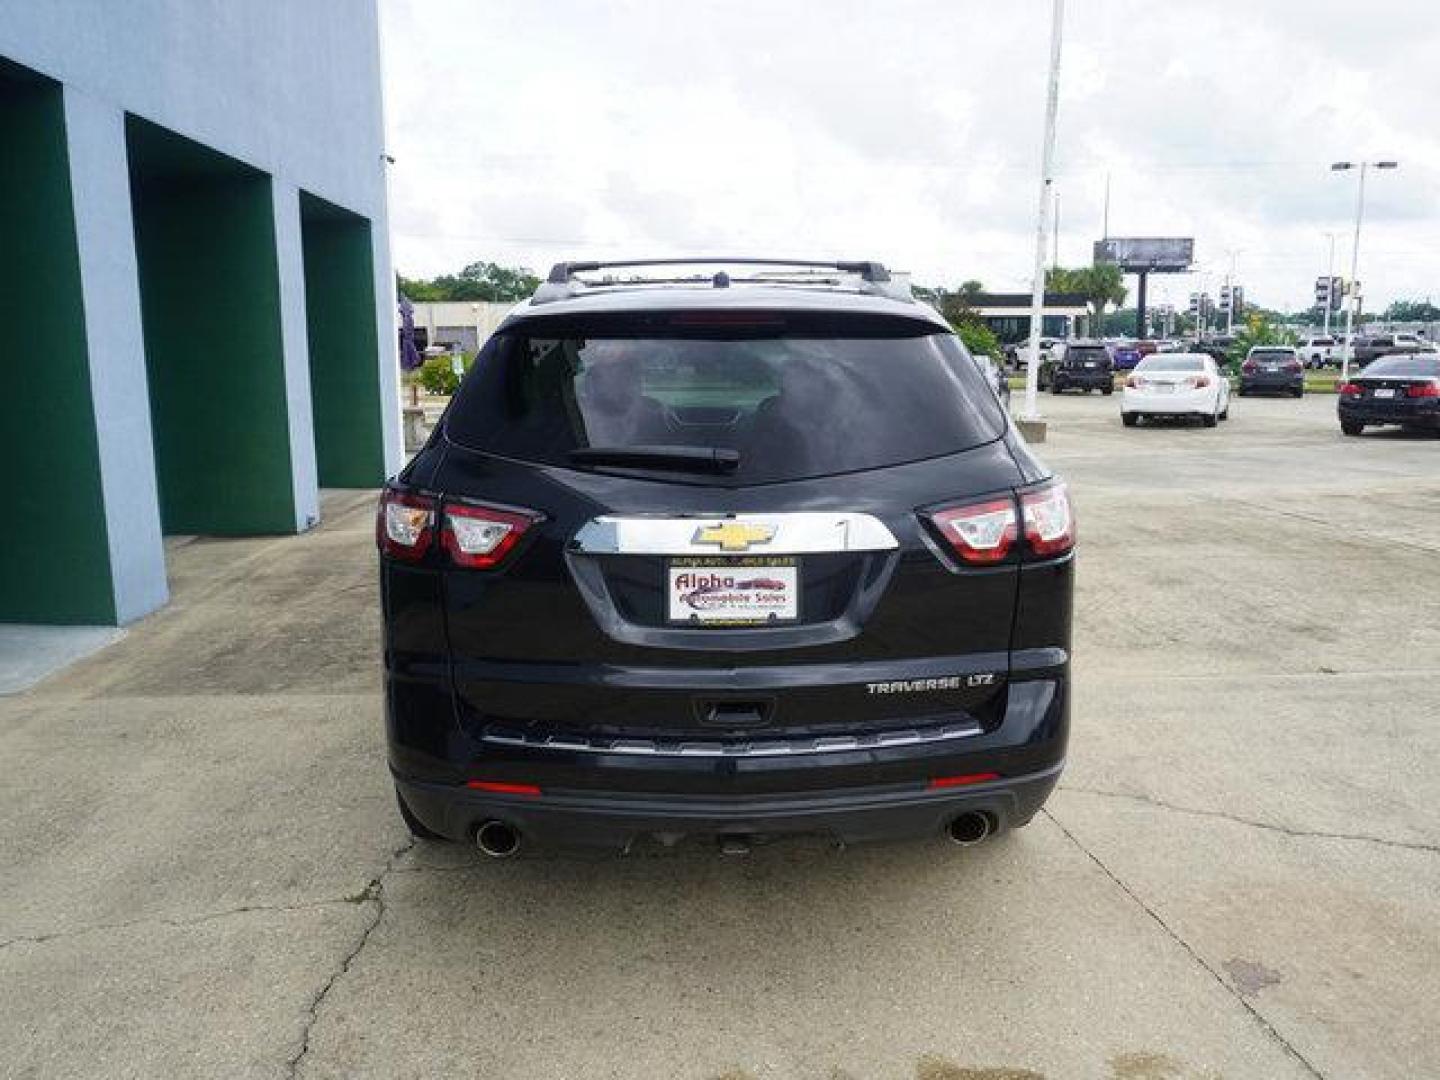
left=379, top=0, right=1440, bottom=313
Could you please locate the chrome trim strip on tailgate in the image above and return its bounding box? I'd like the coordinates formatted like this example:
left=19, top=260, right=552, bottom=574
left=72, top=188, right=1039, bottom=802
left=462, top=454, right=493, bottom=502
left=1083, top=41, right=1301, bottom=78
left=480, top=719, right=982, bottom=758
left=569, top=512, right=899, bottom=555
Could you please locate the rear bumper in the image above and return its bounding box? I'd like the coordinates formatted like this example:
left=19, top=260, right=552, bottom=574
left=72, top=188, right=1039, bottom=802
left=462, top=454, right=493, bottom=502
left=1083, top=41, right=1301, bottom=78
left=1338, top=399, right=1440, bottom=426
left=1121, top=388, right=1215, bottom=415
left=1240, top=374, right=1302, bottom=392
left=395, top=760, right=1063, bottom=849
left=387, top=659, right=1070, bottom=848
left=1053, top=372, right=1112, bottom=390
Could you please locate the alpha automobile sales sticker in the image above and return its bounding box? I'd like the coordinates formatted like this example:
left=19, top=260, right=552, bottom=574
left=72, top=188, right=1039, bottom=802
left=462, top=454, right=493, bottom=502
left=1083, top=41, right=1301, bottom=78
left=666, top=557, right=799, bottom=625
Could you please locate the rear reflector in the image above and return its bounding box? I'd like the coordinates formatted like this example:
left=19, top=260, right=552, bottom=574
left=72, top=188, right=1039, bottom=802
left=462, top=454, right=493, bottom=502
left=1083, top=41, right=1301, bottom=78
left=1020, top=481, right=1076, bottom=558
left=466, top=780, right=542, bottom=796
left=377, top=489, right=436, bottom=561
left=928, top=772, right=1000, bottom=789
left=929, top=498, right=1018, bottom=565
left=443, top=502, right=542, bottom=569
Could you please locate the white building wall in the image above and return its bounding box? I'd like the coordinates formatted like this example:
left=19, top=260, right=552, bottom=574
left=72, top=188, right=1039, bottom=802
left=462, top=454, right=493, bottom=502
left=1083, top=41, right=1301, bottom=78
left=0, top=0, right=397, bottom=623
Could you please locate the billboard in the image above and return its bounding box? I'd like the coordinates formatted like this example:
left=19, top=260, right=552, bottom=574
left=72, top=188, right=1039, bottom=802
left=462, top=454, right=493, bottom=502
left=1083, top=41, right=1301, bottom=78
left=1093, top=237, right=1194, bottom=272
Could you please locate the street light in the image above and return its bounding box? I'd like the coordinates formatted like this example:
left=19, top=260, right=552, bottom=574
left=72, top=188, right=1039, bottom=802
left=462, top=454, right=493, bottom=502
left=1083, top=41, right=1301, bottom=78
left=1331, top=159, right=1399, bottom=381
left=1020, top=0, right=1065, bottom=429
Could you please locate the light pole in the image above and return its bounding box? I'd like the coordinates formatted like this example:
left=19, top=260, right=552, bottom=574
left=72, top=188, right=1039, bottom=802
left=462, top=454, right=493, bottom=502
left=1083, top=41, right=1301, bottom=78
left=1020, top=0, right=1065, bottom=427
left=1332, top=160, right=1399, bottom=381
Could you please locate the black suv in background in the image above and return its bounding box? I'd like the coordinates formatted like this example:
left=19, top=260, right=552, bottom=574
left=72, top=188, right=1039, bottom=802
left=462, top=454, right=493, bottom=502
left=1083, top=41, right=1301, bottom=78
left=1041, top=342, right=1114, bottom=395
left=379, top=259, right=1074, bottom=857
left=1239, top=346, right=1304, bottom=397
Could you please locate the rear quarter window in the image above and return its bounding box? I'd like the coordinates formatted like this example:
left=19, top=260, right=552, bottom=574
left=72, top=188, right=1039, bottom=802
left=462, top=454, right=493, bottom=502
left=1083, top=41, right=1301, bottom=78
left=446, top=320, right=1006, bottom=484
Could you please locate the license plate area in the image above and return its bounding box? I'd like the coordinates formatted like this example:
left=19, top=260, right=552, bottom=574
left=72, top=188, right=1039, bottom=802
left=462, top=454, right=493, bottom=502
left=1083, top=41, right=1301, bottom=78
left=667, top=556, right=799, bottom=626
left=1375, top=388, right=1396, bottom=399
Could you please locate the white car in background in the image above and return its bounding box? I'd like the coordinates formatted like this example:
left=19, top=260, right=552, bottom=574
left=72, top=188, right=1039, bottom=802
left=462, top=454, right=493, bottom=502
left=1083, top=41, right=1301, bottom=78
left=1010, top=337, right=1063, bottom=371
left=1121, top=352, right=1231, bottom=428
left=1299, top=335, right=1337, bottom=368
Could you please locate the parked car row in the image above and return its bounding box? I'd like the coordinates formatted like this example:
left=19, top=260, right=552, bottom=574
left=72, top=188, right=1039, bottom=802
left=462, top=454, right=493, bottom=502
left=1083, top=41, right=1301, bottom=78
left=1102, top=347, right=1439, bottom=439
left=1297, top=332, right=1432, bottom=369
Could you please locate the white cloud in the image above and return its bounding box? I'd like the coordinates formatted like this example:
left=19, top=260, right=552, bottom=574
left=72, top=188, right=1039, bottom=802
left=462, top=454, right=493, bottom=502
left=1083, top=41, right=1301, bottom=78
left=380, top=0, right=1440, bottom=311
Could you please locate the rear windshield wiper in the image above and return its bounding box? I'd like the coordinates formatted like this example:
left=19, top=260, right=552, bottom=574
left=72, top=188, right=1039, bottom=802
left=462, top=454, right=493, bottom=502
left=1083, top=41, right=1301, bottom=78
left=568, top=445, right=740, bottom=474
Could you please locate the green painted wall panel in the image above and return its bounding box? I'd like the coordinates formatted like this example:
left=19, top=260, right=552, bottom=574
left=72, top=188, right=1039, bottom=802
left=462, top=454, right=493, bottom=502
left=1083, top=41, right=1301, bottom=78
left=300, top=206, right=385, bottom=486
left=130, top=158, right=297, bottom=534
left=0, top=77, right=116, bottom=624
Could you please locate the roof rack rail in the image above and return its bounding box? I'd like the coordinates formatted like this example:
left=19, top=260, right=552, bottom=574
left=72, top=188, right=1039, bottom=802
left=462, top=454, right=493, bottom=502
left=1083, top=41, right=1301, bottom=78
left=533, top=257, right=909, bottom=304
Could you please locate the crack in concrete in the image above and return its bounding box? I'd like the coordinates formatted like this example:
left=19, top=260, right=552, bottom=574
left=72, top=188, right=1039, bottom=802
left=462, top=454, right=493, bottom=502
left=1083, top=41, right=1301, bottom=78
left=284, top=836, right=415, bottom=1078
left=1060, top=785, right=1440, bottom=856
left=1041, top=808, right=1327, bottom=1080
left=0, top=894, right=377, bottom=955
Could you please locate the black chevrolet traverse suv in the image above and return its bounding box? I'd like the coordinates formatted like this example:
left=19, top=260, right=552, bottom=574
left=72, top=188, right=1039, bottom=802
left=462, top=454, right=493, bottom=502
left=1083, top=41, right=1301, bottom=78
left=380, top=258, right=1074, bottom=856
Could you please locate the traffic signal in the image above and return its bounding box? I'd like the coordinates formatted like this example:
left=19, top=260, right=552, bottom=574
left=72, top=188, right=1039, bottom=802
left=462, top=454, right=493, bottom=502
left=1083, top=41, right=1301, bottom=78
left=1219, top=285, right=1232, bottom=313
left=1188, top=292, right=1200, bottom=315
left=1316, top=276, right=1343, bottom=311
left=1232, top=286, right=1244, bottom=319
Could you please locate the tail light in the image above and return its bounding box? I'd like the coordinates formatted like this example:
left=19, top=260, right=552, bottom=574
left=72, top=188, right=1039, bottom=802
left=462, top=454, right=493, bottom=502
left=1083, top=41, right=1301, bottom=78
left=1406, top=382, right=1440, bottom=398
left=378, top=488, right=542, bottom=569
left=929, top=498, right=1018, bottom=565
left=1020, top=481, right=1076, bottom=557
left=442, top=501, right=543, bottom=569
left=1339, top=382, right=1363, bottom=396
left=1286, top=361, right=1303, bottom=372
left=377, top=488, right=436, bottom=562
left=1125, top=375, right=1140, bottom=388
left=927, top=482, right=1075, bottom=566
left=1190, top=375, right=1212, bottom=388
left=1242, top=361, right=1256, bottom=373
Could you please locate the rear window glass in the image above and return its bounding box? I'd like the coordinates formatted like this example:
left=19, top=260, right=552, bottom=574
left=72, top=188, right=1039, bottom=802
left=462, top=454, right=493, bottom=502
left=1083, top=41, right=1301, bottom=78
left=1063, top=347, right=1110, bottom=364
left=1135, top=356, right=1203, bottom=372
left=1250, top=349, right=1295, bottom=358
left=446, top=325, right=1005, bottom=483
left=1363, top=356, right=1440, bottom=378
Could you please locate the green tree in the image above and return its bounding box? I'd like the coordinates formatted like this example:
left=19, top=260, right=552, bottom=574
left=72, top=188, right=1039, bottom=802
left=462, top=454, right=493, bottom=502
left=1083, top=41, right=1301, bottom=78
left=396, top=261, right=541, bottom=302
left=955, top=320, right=1002, bottom=359
left=1047, top=264, right=1126, bottom=336
left=1384, top=299, right=1440, bottom=322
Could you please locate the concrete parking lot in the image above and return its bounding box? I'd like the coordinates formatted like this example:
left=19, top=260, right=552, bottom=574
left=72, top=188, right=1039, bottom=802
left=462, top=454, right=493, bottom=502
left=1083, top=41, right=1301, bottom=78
left=3, top=392, right=1438, bottom=1079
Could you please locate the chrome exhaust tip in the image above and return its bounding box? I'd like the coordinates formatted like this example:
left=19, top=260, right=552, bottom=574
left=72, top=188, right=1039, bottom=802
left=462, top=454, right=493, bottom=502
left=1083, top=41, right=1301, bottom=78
left=476, top=820, right=521, bottom=859
left=947, top=812, right=993, bottom=847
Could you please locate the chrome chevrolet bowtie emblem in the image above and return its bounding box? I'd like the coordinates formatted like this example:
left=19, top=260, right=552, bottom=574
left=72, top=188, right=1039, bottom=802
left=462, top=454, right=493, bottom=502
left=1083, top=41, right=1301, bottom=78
left=692, top=522, right=777, bottom=552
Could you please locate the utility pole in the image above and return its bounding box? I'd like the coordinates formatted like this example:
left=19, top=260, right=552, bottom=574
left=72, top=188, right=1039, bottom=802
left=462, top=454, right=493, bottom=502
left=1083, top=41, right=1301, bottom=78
left=1332, top=159, right=1399, bottom=381
left=1020, top=0, right=1065, bottom=429
left=1101, top=173, right=1110, bottom=239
